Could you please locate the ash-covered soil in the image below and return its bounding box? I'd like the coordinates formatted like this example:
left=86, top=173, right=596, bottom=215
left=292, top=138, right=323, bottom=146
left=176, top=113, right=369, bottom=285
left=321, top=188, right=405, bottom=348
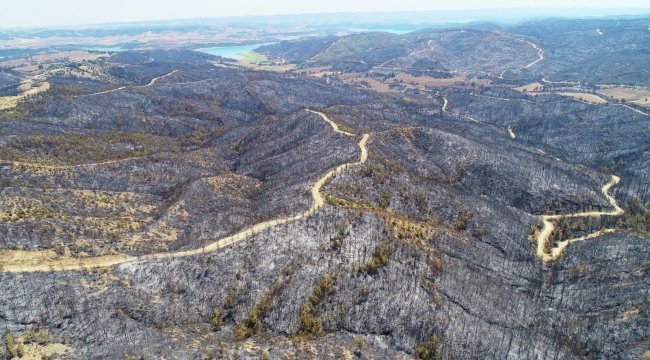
left=0, top=48, right=648, bottom=359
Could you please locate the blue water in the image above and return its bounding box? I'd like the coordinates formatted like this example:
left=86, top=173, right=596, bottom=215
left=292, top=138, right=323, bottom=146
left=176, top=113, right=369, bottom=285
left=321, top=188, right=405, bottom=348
left=197, top=43, right=275, bottom=60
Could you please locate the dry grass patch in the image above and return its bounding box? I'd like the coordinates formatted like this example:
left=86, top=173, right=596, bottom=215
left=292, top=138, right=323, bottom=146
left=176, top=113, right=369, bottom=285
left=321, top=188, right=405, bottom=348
left=338, top=76, right=389, bottom=92
left=235, top=61, right=296, bottom=72
left=388, top=73, right=466, bottom=89
left=616, top=307, right=642, bottom=322
left=514, top=82, right=543, bottom=92
left=597, top=87, right=650, bottom=108
left=206, top=173, right=264, bottom=199
left=0, top=82, right=50, bottom=110
left=299, top=66, right=333, bottom=74
left=468, top=77, right=492, bottom=86
left=0, top=132, right=180, bottom=165
left=0, top=51, right=107, bottom=69
left=559, top=92, right=608, bottom=104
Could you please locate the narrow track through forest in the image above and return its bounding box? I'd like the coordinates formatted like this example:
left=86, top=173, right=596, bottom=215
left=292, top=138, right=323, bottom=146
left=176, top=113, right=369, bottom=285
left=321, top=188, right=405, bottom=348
left=536, top=175, right=624, bottom=261
left=0, top=72, right=629, bottom=272
left=0, top=110, right=369, bottom=273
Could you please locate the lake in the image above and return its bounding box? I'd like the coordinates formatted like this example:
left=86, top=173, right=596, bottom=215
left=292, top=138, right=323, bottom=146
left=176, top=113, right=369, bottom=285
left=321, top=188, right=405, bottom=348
left=197, top=43, right=275, bottom=60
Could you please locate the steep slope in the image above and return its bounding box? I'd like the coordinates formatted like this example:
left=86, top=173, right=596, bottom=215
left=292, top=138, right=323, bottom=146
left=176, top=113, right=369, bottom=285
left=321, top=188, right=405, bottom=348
left=0, top=49, right=648, bottom=360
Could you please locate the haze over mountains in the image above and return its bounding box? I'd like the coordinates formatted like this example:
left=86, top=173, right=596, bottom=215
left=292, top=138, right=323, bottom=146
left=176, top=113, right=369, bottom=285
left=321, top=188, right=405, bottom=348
left=0, top=8, right=649, bottom=360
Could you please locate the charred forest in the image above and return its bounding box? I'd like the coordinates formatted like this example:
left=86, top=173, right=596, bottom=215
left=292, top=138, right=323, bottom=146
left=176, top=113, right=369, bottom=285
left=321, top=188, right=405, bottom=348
left=0, top=16, right=649, bottom=360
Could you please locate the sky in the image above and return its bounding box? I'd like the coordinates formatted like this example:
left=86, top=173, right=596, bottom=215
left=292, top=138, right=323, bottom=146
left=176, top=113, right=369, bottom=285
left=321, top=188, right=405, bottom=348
left=1, top=0, right=650, bottom=28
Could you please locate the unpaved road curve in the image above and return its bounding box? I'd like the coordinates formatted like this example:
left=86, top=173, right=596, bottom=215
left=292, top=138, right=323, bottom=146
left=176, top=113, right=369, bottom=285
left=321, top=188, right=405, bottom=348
left=496, top=31, right=544, bottom=69
left=1, top=110, right=369, bottom=273
left=82, top=70, right=178, bottom=97
left=536, top=175, right=623, bottom=262
left=442, top=96, right=480, bottom=123
left=522, top=40, right=544, bottom=68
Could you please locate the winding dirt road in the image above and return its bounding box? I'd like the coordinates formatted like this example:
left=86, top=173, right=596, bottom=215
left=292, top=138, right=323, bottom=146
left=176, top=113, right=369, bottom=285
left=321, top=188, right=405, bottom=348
left=442, top=95, right=480, bottom=123
left=495, top=31, right=544, bottom=69
left=82, top=70, right=178, bottom=97
left=535, top=175, right=623, bottom=262
left=0, top=110, right=369, bottom=273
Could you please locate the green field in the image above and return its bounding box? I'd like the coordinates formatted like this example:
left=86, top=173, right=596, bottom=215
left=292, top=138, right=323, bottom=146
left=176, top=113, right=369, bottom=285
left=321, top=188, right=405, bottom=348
left=238, top=51, right=268, bottom=63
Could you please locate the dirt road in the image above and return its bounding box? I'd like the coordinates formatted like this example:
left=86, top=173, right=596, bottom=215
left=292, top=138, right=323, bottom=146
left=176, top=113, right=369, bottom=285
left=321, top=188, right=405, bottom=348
left=82, top=70, right=178, bottom=97
left=535, top=175, right=623, bottom=261
left=1, top=110, right=370, bottom=273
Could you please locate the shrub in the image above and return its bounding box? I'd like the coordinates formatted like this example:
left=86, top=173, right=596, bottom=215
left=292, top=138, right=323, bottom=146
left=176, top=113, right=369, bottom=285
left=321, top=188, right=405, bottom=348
left=415, top=336, right=442, bottom=360
left=233, top=297, right=273, bottom=341
left=297, top=275, right=336, bottom=338
left=378, top=190, right=391, bottom=209
left=208, top=308, right=222, bottom=331
left=5, top=331, right=16, bottom=358
left=355, top=335, right=365, bottom=348
left=452, top=211, right=470, bottom=232
left=358, top=243, right=393, bottom=274
left=223, top=289, right=237, bottom=309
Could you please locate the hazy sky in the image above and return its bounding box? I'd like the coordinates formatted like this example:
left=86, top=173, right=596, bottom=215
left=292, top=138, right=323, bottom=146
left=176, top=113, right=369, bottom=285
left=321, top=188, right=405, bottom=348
left=2, top=0, right=650, bottom=28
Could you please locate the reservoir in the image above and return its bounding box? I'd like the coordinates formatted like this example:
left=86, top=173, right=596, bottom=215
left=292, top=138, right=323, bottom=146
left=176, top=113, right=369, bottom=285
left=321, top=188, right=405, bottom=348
left=197, top=43, right=274, bottom=60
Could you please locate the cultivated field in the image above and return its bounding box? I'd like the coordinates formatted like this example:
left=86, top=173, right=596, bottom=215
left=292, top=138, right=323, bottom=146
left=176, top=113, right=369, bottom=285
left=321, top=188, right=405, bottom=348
left=0, top=51, right=108, bottom=71
left=389, top=73, right=467, bottom=88
left=515, top=82, right=544, bottom=92
left=337, top=73, right=390, bottom=92
left=597, top=87, right=650, bottom=107
left=559, top=92, right=608, bottom=104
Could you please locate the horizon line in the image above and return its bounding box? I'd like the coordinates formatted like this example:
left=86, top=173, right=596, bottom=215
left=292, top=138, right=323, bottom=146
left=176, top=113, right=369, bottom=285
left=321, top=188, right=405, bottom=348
left=1, top=7, right=650, bottom=31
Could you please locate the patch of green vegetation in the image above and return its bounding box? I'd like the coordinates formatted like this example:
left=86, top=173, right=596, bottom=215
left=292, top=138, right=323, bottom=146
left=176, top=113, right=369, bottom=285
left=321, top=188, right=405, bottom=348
left=324, top=194, right=367, bottom=208
left=207, top=308, right=222, bottom=331
left=165, top=99, right=221, bottom=121
left=414, top=336, right=444, bottom=360
left=355, top=335, right=365, bottom=350
left=378, top=190, right=391, bottom=209
left=618, top=197, right=650, bottom=238
left=0, top=106, right=29, bottom=120
left=2, top=208, right=52, bottom=223
left=297, top=275, right=336, bottom=339
left=47, top=84, right=96, bottom=97
left=570, top=265, right=589, bottom=278
left=324, top=192, right=442, bottom=243
left=5, top=330, right=16, bottom=358
left=0, top=132, right=181, bottom=165
left=233, top=297, right=273, bottom=341
left=357, top=243, right=392, bottom=274
left=180, top=125, right=233, bottom=147
left=239, top=51, right=268, bottom=63
left=23, top=322, right=50, bottom=345
left=452, top=210, right=470, bottom=232
left=231, top=276, right=292, bottom=341
left=439, top=160, right=468, bottom=187
left=314, top=33, right=395, bottom=62
left=223, top=289, right=238, bottom=309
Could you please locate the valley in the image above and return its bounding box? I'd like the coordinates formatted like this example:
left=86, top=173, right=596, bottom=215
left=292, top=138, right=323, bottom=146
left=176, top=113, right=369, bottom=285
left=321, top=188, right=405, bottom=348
left=0, top=15, right=649, bottom=360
